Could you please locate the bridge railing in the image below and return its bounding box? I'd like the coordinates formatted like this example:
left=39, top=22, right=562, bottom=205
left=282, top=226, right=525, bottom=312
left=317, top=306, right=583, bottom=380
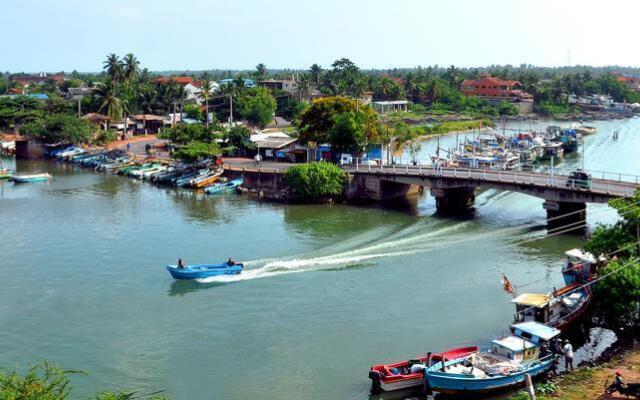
left=349, top=162, right=637, bottom=196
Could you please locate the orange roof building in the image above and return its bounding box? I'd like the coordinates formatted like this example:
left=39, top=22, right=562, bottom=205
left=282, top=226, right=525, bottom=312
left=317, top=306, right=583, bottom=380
left=461, top=75, right=533, bottom=102
left=152, top=76, right=194, bottom=85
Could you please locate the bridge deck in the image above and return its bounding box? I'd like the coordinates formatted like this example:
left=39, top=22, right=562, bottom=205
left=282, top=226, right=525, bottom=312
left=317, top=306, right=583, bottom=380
left=345, top=164, right=638, bottom=199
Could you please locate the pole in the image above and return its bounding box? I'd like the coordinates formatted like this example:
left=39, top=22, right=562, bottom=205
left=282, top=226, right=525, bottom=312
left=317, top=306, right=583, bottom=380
left=77, top=97, right=81, bottom=117
left=581, top=134, right=585, bottom=170
left=525, top=373, right=536, bottom=400
left=550, top=155, right=554, bottom=186
left=229, top=93, right=234, bottom=126
left=172, top=102, right=177, bottom=128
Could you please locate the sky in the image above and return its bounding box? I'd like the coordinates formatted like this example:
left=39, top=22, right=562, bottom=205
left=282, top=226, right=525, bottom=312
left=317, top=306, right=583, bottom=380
left=2, top=0, right=640, bottom=72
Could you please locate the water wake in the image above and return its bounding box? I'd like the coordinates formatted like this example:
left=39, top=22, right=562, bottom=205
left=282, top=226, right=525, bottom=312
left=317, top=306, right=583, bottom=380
left=196, top=220, right=473, bottom=284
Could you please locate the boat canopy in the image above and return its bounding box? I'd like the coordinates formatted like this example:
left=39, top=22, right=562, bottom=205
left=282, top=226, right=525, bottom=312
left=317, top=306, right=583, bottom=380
left=565, top=248, right=596, bottom=263
left=512, top=321, right=561, bottom=341
left=510, top=293, right=550, bottom=308
left=492, top=335, right=536, bottom=352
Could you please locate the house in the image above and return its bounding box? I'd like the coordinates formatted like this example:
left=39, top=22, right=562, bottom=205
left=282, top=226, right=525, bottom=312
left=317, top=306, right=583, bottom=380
left=616, top=74, right=640, bottom=91
left=461, top=75, right=534, bottom=114
left=250, top=131, right=298, bottom=161
left=152, top=76, right=194, bottom=85
left=66, top=87, right=95, bottom=100
left=12, top=72, right=65, bottom=88
left=82, top=113, right=111, bottom=131
left=258, top=79, right=298, bottom=94
left=130, top=114, right=167, bottom=135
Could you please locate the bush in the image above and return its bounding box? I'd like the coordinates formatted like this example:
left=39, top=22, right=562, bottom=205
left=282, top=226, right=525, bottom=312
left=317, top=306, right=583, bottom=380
left=284, top=162, right=346, bottom=202
left=93, top=130, right=118, bottom=145
left=21, top=114, right=93, bottom=144
left=173, top=141, right=221, bottom=162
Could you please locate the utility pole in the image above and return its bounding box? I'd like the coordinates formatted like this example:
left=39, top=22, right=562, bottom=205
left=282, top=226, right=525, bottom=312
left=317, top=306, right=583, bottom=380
left=77, top=97, right=81, bottom=117
left=172, top=102, right=177, bottom=128
left=229, top=93, right=234, bottom=126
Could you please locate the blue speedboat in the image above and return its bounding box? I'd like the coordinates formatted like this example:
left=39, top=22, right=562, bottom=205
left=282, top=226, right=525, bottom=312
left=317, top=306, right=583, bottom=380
left=424, top=322, right=560, bottom=395
left=166, top=261, right=243, bottom=280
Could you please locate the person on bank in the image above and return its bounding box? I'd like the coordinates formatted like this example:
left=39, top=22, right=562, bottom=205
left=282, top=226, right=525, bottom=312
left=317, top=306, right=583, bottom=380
left=563, top=339, right=574, bottom=371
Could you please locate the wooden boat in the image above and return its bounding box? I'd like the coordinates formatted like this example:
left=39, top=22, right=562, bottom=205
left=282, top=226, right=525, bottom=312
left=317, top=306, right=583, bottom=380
left=0, top=168, right=13, bottom=179
left=572, top=124, right=597, bottom=136
left=424, top=322, right=560, bottom=395
left=204, top=178, right=243, bottom=194
left=166, top=261, right=243, bottom=280
left=562, top=248, right=599, bottom=285
left=369, top=347, right=478, bottom=393
left=192, top=169, right=223, bottom=188
left=11, top=173, right=52, bottom=183
left=511, top=283, right=592, bottom=331
left=541, top=142, right=564, bottom=160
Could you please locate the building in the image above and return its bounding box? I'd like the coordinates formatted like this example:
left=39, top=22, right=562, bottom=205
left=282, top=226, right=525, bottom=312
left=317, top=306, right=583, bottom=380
left=461, top=75, right=534, bottom=114
left=218, top=78, right=256, bottom=88
left=258, top=79, right=298, bottom=94
left=373, top=100, right=409, bottom=114
left=130, top=115, right=167, bottom=135
left=152, top=76, right=194, bottom=85
left=616, top=74, right=640, bottom=91
left=250, top=131, right=298, bottom=161
left=66, top=87, right=95, bottom=100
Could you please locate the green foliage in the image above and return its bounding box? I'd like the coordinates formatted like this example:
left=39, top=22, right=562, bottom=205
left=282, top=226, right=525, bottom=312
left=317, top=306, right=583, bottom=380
left=159, top=124, right=220, bottom=145
left=276, top=98, right=308, bottom=122
left=594, top=259, right=640, bottom=328
left=22, top=114, right=93, bottom=144
left=497, top=100, right=518, bottom=116
left=0, top=363, right=77, bottom=400
left=236, top=87, right=276, bottom=128
left=284, top=163, right=346, bottom=202
left=172, top=141, right=221, bottom=162
left=225, top=125, right=255, bottom=155
left=298, top=96, right=381, bottom=152
left=408, top=103, right=427, bottom=114
left=183, top=104, right=202, bottom=121
left=93, top=130, right=118, bottom=146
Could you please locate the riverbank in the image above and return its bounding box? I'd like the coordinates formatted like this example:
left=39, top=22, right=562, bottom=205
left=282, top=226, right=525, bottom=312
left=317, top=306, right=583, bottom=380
left=508, top=344, right=640, bottom=400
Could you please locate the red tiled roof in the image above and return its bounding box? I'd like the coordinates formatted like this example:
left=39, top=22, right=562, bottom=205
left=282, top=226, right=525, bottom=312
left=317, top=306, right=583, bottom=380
left=191, top=80, right=204, bottom=88
left=152, top=76, right=193, bottom=85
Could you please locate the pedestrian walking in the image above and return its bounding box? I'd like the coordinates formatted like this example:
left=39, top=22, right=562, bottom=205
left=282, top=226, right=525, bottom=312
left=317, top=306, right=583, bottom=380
left=563, top=339, right=574, bottom=371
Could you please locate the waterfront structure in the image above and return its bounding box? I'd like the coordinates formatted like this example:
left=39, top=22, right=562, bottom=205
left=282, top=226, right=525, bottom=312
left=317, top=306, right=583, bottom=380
left=373, top=100, right=409, bottom=114
left=461, top=75, right=533, bottom=114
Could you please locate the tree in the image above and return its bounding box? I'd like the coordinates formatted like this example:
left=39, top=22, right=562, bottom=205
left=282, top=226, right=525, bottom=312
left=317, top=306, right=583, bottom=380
left=22, top=114, right=93, bottom=144
left=255, top=63, right=268, bottom=81
left=95, top=81, right=127, bottom=120
left=443, top=65, right=462, bottom=89
left=103, top=53, right=123, bottom=85
left=327, top=111, right=365, bottom=155
left=183, top=104, right=203, bottom=121
left=309, top=64, right=322, bottom=85
left=594, top=259, right=640, bottom=329
left=225, top=125, right=255, bottom=155
left=172, top=141, right=221, bottom=162
left=122, top=53, right=140, bottom=83
left=199, top=80, right=213, bottom=128
left=236, top=87, right=276, bottom=128
left=284, top=163, right=346, bottom=202
left=298, top=96, right=381, bottom=152
left=159, top=124, right=218, bottom=145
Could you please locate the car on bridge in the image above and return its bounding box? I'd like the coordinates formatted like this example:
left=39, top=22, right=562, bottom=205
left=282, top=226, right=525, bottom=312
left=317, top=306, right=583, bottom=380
left=566, top=170, right=592, bottom=189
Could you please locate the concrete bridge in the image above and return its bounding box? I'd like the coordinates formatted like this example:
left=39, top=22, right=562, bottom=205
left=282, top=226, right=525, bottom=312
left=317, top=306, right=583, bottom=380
left=344, top=164, right=639, bottom=231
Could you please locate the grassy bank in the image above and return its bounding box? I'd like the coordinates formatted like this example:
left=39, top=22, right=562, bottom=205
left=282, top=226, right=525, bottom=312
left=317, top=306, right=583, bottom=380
left=408, top=119, right=494, bottom=138
left=509, top=345, right=640, bottom=400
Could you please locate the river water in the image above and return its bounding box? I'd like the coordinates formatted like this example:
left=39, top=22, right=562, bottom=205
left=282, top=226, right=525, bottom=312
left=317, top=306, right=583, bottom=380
left=0, top=118, right=638, bottom=399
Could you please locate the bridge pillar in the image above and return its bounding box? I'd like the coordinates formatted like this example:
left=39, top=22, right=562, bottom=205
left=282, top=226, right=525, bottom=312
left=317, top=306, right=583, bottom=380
left=543, top=201, right=586, bottom=234
left=431, top=187, right=476, bottom=215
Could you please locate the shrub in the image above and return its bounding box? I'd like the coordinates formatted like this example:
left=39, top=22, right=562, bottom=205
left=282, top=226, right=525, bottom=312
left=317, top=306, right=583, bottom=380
left=284, top=162, right=346, bottom=202
left=93, top=130, right=118, bottom=145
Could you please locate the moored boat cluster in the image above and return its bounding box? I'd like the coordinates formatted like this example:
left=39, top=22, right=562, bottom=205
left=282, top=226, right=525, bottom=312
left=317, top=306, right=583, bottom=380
left=369, top=249, right=600, bottom=396
left=47, top=145, right=242, bottom=193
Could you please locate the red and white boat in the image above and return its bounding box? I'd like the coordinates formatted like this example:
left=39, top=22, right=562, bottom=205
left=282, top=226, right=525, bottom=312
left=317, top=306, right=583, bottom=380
left=369, top=346, right=478, bottom=393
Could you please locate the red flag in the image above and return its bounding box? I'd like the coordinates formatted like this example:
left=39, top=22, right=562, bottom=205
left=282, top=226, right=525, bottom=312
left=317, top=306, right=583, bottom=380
left=501, top=273, right=515, bottom=296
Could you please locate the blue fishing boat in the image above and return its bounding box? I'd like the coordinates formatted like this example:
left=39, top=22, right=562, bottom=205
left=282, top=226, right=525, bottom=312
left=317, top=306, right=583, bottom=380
left=10, top=173, right=52, bottom=183
left=424, top=322, right=560, bottom=395
left=166, top=261, right=243, bottom=280
left=204, top=178, right=243, bottom=194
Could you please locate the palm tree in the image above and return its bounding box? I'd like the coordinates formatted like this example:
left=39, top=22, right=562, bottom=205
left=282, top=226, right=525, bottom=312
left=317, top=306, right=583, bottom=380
left=95, top=81, right=127, bottom=120
left=309, top=64, right=322, bottom=85
left=295, top=74, right=312, bottom=101
left=444, top=65, right=461, bottom=89
left=255, top=63, right=267, bottom=81
left=122, top=53, right=140, bottom=83
left=199, top=80, right=213, bottom=128
left=103, top=53, right=123, bottom=85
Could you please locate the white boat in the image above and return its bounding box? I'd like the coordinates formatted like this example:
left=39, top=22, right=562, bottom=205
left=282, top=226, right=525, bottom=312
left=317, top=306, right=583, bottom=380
left=11, top=173, right=52, bottom=183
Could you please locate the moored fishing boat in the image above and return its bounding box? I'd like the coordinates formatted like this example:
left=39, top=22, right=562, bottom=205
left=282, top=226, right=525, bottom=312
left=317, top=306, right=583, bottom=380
left=166, top=261, right=243, bottom=280
left=511, top=283, right=592, bottom=331
left=11, top=173, right=52, bottom=183
left=192, top=168, right=223, bottom=188
left=204, top=178, right=243, bottom=194
left=424, top=322, right=560, bottom=395
left=368, top=347, right=478, bottom=393
left=572, top=123, right=597, bottom=136
left=541, top=141, right=564, bottom=160
left=562, top=248, right=600, bottom=285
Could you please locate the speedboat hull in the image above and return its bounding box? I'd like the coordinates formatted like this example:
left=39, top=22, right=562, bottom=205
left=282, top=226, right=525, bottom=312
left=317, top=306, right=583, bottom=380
left=11, top=173, right=52, bottom=183
left=166, top=263, right=243, bottom=280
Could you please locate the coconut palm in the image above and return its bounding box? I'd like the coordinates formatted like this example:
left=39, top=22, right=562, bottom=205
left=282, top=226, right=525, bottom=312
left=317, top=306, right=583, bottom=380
left=309, top=64, right=322, bottom=85
left=95, top=81, right=127, bottom=120
left=296, top=74, right=312, bottom=101
left=199, top=80, right=213, bottom=128
left=444, top=65, right=462, bottom=89
left=122, top=53, right=140, bottom=83
left=103, top=53, right=123, bottom=85
left=255, top=63, right=267, bottom=81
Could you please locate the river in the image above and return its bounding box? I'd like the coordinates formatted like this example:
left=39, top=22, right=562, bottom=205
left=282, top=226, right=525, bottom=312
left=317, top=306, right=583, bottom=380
left=0, top=117, right=638, bottom=399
